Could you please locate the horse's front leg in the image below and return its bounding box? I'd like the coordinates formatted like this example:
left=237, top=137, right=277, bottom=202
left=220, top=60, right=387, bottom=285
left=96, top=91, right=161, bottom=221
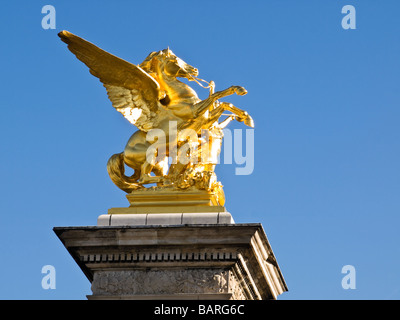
left=192, top=86, right=247, bottom=118
left=209, top=86, right=247, bottom=100
left=220, top=102, right=254, bottom=128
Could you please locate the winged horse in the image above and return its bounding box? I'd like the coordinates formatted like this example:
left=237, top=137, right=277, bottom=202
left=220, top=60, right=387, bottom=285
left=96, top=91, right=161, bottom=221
left=58, top=31, right=254, bottom=192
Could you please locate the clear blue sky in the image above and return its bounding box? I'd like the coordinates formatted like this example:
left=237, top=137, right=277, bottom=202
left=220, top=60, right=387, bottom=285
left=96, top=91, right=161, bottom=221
left=0, top=1, right=399, bottom=299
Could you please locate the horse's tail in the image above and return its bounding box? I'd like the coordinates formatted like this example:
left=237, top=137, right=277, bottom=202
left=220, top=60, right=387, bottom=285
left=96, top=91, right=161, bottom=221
left=107, top=152, right=141, bottom=193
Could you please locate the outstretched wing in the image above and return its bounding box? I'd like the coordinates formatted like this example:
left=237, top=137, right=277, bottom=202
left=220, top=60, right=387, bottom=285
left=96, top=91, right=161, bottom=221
left=58, top=30, right=162, bottom=132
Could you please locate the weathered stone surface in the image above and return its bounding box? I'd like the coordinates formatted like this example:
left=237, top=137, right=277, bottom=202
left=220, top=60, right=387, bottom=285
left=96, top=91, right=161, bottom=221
left=54, top=224, right=288, bottom=300
left=91, top=269, right=229, bottom=296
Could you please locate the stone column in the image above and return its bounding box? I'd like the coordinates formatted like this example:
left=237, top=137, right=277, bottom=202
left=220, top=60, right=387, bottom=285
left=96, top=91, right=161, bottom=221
left=54, top=220, right=287, bottom=300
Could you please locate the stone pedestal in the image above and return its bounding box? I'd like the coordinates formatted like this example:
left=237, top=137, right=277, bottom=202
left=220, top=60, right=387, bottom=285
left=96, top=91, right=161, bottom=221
left=54, top=223, right=287, bottom=300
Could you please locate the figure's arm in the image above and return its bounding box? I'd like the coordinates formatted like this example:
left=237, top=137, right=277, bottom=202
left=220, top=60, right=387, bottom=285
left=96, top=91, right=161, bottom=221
left=209, top=81, right=215, bottom=96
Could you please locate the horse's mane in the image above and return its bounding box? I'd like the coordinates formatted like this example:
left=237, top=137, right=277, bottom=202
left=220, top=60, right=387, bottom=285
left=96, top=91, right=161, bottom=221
left=139, top=49, right=171, bottom=73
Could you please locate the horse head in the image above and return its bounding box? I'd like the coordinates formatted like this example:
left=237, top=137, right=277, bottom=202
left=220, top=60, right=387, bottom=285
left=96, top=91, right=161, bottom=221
left=140, top=48, right=198, bottom=81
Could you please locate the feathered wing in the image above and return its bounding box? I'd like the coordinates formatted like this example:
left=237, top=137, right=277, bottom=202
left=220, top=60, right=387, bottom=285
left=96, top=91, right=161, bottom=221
left=58, top=30, right=161, bottom=132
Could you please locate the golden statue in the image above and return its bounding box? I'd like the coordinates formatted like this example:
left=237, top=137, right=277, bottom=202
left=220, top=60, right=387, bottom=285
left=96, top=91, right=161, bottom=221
left=59, top=30, right=253, bottom=210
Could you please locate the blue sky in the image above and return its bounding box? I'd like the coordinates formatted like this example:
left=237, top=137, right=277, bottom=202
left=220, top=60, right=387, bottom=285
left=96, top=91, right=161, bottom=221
left=0, top=1, right=399, bottom=299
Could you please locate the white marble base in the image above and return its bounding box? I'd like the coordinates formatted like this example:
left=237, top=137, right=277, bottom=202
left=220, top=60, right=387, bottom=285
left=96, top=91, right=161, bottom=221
left=97, top=212, right=234, bottom=226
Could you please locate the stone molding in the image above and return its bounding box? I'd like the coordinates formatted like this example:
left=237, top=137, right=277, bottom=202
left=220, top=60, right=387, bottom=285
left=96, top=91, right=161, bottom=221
left=80, top=251, right=238, bottom=264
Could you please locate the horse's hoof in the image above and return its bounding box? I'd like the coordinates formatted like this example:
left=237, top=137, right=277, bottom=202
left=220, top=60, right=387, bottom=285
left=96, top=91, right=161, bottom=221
left=244, top=116, right=255, bottom=128
left=235, top=86, right=247, bottom=96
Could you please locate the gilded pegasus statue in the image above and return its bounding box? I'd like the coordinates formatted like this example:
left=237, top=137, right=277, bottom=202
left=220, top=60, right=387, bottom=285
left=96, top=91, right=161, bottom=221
left=58, top=31, right=253, bottom=205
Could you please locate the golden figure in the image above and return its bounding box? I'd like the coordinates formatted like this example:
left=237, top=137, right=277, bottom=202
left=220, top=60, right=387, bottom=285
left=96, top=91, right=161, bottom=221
left=59, top=31, right=253, bottom=207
